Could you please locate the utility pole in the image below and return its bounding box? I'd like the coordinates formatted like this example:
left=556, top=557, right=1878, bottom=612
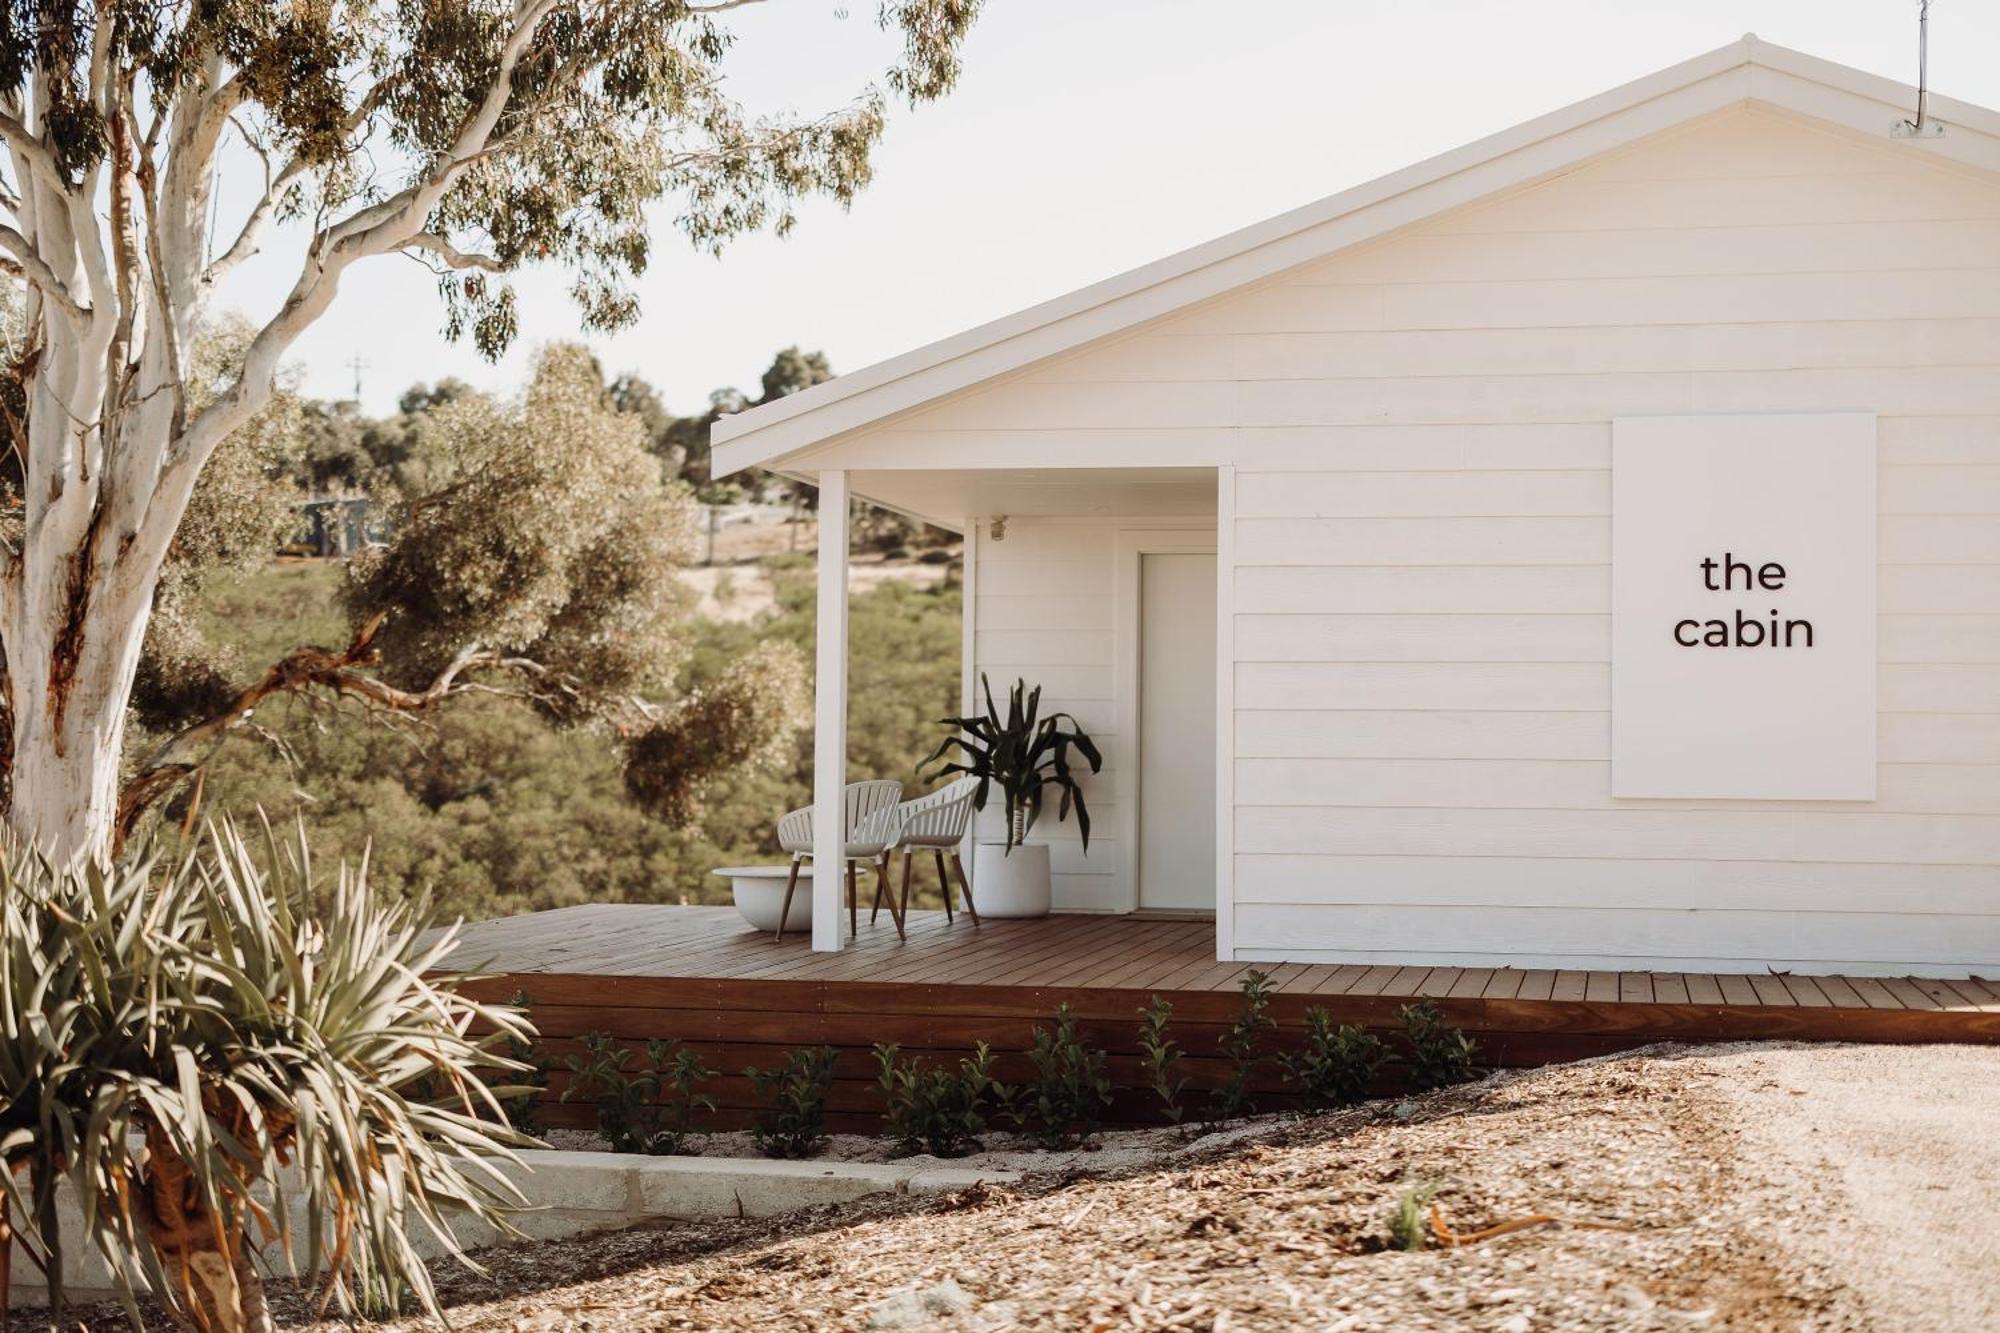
left=347, top=354, right=369, bottom=405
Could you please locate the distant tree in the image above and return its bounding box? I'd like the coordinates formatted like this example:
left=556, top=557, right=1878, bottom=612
left=604, top=371, right=676, bottom=477
left=122, top=344, right=807, bottom=845
left=613, top=345, right=835, bottom=496
left=297, top=398, right=371, bottom=493
left=0, top=0, right=983, bottom=863
left=359, top=377, right=482, bottom=499
left=761, top=346, right=835, bottom=400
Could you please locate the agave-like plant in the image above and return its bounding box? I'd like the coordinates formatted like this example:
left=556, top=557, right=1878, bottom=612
left=0, top=841, right=205, bottom=1323
left=922, top=674, right=1103, bottom=850
left=0, top=818, right=534, bottom=1331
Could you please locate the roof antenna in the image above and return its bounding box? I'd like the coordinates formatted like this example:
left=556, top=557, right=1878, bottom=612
left=1895, top=0, right=1946, bottom=138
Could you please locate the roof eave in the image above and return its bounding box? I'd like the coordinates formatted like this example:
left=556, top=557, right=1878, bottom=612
left=711, top=35, right=2000, bottom=478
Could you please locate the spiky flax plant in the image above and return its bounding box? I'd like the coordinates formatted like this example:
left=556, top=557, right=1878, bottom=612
left=0, top=819, right=535, bottom=1331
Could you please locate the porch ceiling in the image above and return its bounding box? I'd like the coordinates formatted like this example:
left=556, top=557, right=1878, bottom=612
left=831, top=466, right=1217, bottom=529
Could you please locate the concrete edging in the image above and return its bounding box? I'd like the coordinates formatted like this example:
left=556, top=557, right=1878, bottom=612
left=493, top=1148, right=1019, bottom=1239
left=13, top=1147, right=1020, bottom=1308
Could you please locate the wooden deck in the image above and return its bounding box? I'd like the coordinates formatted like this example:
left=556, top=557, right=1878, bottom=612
left=446, top=904, right=2000, bottom=1130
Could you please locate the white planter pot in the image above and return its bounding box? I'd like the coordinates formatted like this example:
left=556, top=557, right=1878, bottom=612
left=713, top=866, right=809, bottom=933
left=971, top=842, right=1051, bottom=918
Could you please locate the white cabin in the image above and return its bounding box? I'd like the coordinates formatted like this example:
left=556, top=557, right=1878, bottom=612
left=712, top=37, right=2000, bottom=978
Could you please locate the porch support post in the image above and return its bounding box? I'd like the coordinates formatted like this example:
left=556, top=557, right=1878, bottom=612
left=811, top=470, right=851, bottom=952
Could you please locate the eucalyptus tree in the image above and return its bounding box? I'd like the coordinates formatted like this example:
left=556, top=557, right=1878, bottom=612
left=0, top=0, right=981, bottom=862
left=121, top=343, right=810, bottom=851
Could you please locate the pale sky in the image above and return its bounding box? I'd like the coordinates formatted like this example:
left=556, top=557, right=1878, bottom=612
left=213, top=1, right=2000, bottom=418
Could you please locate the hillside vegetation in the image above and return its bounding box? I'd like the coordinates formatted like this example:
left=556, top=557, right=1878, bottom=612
left=161, top=555, right=961, bottom=922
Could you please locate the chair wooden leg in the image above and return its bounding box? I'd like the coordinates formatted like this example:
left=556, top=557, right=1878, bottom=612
left=934, top=850, right=953, bottom=921
left=950, top=852, right=978, bottom=925
left=879, top=854, right=905, bottom=941
left=847, top=859, right=858, bottom=937
left=775, top=855, right=803, bottom=942
left=869, top=855, right=888, bottom=925
left=898, top=850, right=915, bottom=926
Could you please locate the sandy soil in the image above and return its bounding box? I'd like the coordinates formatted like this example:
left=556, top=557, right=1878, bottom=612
left=82, top=1043, right=2000, bottom=1330
left=680, top=553, right=956, bottom=623
left=1711, top=1044, right=2000, bottom=1332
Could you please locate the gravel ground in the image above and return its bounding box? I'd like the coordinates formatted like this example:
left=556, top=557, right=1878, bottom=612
left=77, top=1042, right=2000, bottom=1331
left=1712, top=1044, right=2000, bottom=1331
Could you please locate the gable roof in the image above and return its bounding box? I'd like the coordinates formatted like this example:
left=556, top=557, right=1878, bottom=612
left=711, top=35, right=2000, bottom=478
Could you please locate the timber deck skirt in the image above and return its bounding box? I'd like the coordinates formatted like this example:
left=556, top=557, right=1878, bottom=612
left=445, top=904, right=2000, bottom=1130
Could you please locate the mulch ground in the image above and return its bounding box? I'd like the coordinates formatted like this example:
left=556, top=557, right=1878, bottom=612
left=80, top=1044, right=1898, bottom=1331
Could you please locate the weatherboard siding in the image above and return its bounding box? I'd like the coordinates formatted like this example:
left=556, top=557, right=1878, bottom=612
left=897, top=107, right=2000, bottom=973
left=1214, top=111, right=1999, bottom=973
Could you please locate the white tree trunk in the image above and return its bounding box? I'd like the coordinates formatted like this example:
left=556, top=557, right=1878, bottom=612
left=4, top=545, right=155, bottom=864
left=0, top=11, right=555, bottom=865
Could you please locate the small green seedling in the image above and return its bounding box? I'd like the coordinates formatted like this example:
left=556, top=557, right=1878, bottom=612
left=1209, top=969, right=1276, bottom=1122
left=876, top=1041, right=1001, bottom=1157
left=1137, top=994, right=1187, bottom=1125
left=1012, top=1003, right=1112, bottom=1149
left=1387, top=1175, right=1442, bottom=1252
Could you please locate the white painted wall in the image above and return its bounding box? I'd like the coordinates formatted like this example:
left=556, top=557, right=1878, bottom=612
left=873, top=107, right=2000, bottom=974
left=968, top=517, right=1124, bottom=910
left=965, top=517, right=1221, bottom=913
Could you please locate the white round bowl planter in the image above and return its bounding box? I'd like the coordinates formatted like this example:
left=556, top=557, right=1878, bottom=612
left=713, top=866, right=810, bottom=933
left=971, top=841, right=1051, bottom=918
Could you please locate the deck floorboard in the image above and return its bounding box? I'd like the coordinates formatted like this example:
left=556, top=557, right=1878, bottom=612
left=441, top=904, right=2000, bottom=1131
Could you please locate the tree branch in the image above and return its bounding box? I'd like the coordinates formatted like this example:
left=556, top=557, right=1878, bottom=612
left=0, top=108, right=66, bottom=190
left=201, top=114, right=308, bottom=287
left=156, top=0, right=560, bottom=527
left=0, top=224, right=88, bottom=323
left=325, top=0, right=560, bottom=255
left=113, top=612, right=554, bottom=850
left=401, top=232, right=505, bottom=272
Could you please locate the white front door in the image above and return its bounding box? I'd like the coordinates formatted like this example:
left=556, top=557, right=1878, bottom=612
left=1137, top=551, right=1217, bottom=912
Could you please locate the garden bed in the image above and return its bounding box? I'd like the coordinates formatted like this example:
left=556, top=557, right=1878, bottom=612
left=15, top=1110, right=1304, bottom=1311
left=71, top=1042, right=2000, bottom=1330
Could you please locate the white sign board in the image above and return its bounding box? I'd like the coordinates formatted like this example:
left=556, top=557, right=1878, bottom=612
left=1611, top=413, right=1877, bottom=800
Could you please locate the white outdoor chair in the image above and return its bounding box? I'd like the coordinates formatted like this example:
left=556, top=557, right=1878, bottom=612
left=774, top=779, right=905, bottom=943
left=869, top=776, right=981, bottom=929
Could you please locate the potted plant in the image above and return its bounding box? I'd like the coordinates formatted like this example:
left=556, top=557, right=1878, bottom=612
left=921, top=674, right=1103, bottom=917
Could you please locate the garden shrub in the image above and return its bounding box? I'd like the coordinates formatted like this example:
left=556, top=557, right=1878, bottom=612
left=875, top=1042, right=1001, bottom=1157
left=502, top=989, right=552, bottom=1135
left=1012, top=1004, right=1112, bottom=1149
left=563, top=1033, right=716, bottom=1155
left=748, top=1046, right=839, bottom=1158
left=1281, top=1007, right=1388, bottom=1110
left=652, top=1041, right=720, bottom=1154
left=1210, top=968, right=1277, bottom=1122
left=1399, top=999, right=1480, bottom=1091
left=1137, top=994, right=1187, bottom=1125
